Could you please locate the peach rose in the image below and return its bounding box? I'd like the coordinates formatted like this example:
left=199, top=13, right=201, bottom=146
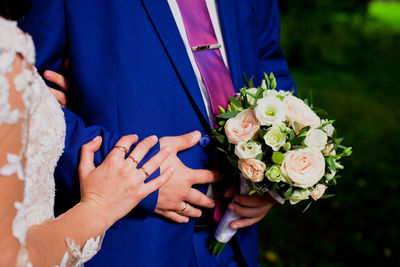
left=281, top=148, right=325, bottom=188
left=238, top=159, right=266, bottom=182
left=322, top=143, right=336, bottom=156
left=311, top=184, right=328, bottom=201
left=224, top=109, right=260, bottom=144
left=284, top=95, right=320, bottom=130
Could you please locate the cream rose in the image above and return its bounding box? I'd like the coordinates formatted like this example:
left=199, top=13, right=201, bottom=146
left=255, top=96, right=286, bottom=126
left=304, top=128, right=328, bottom=151
left=235, top=141, right=262, bottom=159
left=284, top=95, right=320, bottom=130
left=264, top=126, right=287, bottom=151
left=224, top=109, right=260, bottom=144
left=238, top=159, right=266, bottom=182
left=289, top=189, right=311, bottom=204
left=311, top=184, right=327, bottom=201
left=281, top=148, right=325, bottom=188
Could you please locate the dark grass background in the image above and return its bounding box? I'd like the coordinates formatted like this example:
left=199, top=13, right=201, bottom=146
left=259, top=1, right=400, bottom=266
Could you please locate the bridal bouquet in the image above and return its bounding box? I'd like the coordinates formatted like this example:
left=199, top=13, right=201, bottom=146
left=209, top=73, right=352, bottom=255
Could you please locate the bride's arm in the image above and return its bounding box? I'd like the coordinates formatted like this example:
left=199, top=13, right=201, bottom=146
left=0, top=55, right=174, bottom=266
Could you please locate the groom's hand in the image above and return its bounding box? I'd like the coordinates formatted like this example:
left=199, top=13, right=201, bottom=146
left=155, top=131, right=222, bottom=223
left=224, top=186, right=277, bottom=229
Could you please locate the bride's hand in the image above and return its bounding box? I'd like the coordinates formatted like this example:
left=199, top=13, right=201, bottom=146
left=44, top=61, right=69, bottom=107
left=78, top=135, right=175, bottom=230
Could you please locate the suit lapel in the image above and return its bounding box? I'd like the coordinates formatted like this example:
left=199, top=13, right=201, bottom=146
left=216, top=0, right=243, bottom=91
left=140, top=0, right=210, bottom=127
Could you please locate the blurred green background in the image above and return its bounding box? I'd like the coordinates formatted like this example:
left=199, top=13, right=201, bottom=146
left=259, top=0, right=400, bottom=266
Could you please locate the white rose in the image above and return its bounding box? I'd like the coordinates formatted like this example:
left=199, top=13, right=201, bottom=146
left=224, top=109, right=260, bottom=144
left=245, top=87, right=259, bottom=106
left=284, top=95, right=320, bottom=131
left=289, top=189, right=311, bottom=204
left=264, top=126, right=287, bottom=151
left=281, top=148, right=325, bottom=188
left=322, top=119, right=335, bottom=137
left=235, top=141, right=262, bottom=159
left=304, top=128, right=328, bottom=151
left=254, top=96, right=286, bottom=126
left=311, top=184, right=327, bottom=201
left=238, top=159, right=266, bottom=182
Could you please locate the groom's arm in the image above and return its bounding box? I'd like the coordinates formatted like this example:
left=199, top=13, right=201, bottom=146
left=256, top=0, right=296, bottom=92
left=19, top=0, right=159, bottom=215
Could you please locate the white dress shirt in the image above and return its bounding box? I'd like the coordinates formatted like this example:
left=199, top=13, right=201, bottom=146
left=167, top=0, right=230, bottom=126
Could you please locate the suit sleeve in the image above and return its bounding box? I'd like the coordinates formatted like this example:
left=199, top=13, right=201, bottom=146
left=19, top=0, right=159, bottom=215
left=256, top=0, right=296, bottom=93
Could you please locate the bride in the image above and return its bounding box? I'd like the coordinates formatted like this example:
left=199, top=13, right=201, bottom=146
left=0, top=15, right=176, bottom=267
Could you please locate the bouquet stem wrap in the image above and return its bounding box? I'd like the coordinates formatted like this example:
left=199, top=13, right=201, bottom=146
left=209, top=177, right=250, bottom=255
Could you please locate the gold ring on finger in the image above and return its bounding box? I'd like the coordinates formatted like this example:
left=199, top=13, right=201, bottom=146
left=140, top=167, right=150, bottom=179
left=114, top=145, right=128, bottom=155
left=179, top=202, right=188, bottom=213
left=128, top=155, right=139, bottom=166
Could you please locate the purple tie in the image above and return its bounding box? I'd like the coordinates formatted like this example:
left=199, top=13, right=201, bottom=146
left=176, top=0, right=236, bottom=122
left=176, top=0, right=235, bottom=222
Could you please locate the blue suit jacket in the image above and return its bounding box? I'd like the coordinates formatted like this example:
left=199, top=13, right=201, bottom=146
left=21, top=0, right=295, bottom=266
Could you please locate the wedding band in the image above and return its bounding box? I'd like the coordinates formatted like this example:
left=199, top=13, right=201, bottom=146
left=128, top=155, right=139, bottom=166
left=140, top=167, right=150, bottom=178
left=179, top=202, right=188, bottom=213
left=114, top=145, right=128, bottom=155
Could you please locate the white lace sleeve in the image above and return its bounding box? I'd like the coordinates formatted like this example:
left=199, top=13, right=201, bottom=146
left=0, top=18, right=34, bottom=267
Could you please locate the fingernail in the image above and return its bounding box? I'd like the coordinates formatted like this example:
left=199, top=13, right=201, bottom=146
left=150, top=135, right=158, bottom=141
left=93, top=136, right=100, bottom=142
left=165, top=145, right=172, bottom=152
left=196, top=211, right=202, bottom=217
left=45, top=71, right=51, bottom=78
left=184, top=218, right=189, bottom=223
left=191, top=131, right=201, bottom=139
left=210, top=201, right=215, bottom=208
left=231, top=224, right=238, bottom=229
left=169, top=166, right=176, bottom=173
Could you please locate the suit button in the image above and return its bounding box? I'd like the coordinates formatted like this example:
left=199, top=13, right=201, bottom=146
left=199, top=135, right=211, bottom=148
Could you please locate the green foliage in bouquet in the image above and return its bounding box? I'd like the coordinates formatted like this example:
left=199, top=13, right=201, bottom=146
left=213, top=73, right=352, bottom=211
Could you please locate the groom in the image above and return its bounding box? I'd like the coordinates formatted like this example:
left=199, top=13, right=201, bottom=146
left=21, top=0, right=295, bottom=266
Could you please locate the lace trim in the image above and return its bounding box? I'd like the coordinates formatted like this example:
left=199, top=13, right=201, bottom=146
left=64, top=236, right=103, bottom=267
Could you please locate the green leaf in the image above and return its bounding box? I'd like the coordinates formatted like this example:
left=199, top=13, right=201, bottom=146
left=216, top=111, right=240, bottom=119
left=298, top=126, right=311, bottom=136
left=312, top=107, right=329, bottom=118
left=293, top=121, right=300, bottom=133
left=227, top=157, right=238, bottom=169
left=291, top=145, right=308, bottom=149
left=256, top=87, right=264, bottom=99
left=327, top=156, right=337, bottom=172
left=215, top=134, right=226, bottom=145
left=256, top=152, right=264, bottom=161
left=218, top=106, right=226, bottom=114
left=289, top=136, right=306, bottom=145
left=302, top=201, right=313, bottom=213
left=283, top=187, right=293, bottom=198
left=321, top=194, right=335, bottom=199
left=216, top=147, right=228, bottom=155
left=289, top=128, right=295, bottom=140
left=320, top=120, right=335, bottom=128
left=229, top=96, right=242, bottom=109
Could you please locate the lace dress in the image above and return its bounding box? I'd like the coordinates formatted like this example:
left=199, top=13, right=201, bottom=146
left=0, top=17, right=101, bottom=266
